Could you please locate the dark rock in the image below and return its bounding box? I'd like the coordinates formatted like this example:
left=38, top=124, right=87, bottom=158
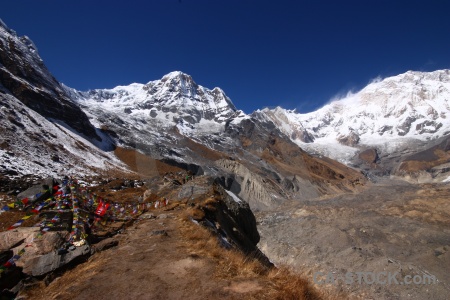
left=0, top=23, right=99, bottom=140
left=416, top=120, right=443, bottom=134
left=5, top=170, right=18, bottom=176
left=6, top=189, right=16, bottom=195
left=396, top=116, right=415, bottom=136
left=337, top=131, right=360, bottom=146
left=200, top=183, right=272, bottom=268
left=377, top=125, right=393, bottom=135
left=291, top=129, right=315, bottom=143
left=160, top=159, right=204, bottom=176
left=150, top=230, right=168, bottom=236
left=0, top=265, right=22, bottom=291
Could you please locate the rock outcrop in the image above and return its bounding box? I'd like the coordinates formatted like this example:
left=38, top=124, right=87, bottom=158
left=0, top=227, right=91, bottom=281
left=198, top=182, right=272, bottom=267
left=215, top=159, right=277, bottom=210
left=358, top=148, right=379, bottom=164
left=394, top=135, right=450, bottom=181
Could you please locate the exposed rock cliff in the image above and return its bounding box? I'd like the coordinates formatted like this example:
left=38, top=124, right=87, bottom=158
left=0, top=20, right=98, bottom=140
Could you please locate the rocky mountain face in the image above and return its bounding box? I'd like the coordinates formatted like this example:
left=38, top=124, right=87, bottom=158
left=0, top=85, right=126, bottom=180
left=69, top=70, right=240, bottom=129
left=255, top=70, right=450, bottom=181
left=258, top=70, right=450, bottom=145
left=63, top=70, right=365, bottom=210
left=0, top=21, right=127, bottom=180
left=0, top=20, right=98, bottom=140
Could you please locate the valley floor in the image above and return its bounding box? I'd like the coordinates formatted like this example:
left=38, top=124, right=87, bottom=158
left=257, top=179, right=450, bottom=300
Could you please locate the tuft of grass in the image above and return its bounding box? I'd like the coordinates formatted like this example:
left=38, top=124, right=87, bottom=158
left=184, top=206, right=205, bottom=221
left=256, top=267, right=324, bottom=300
left=179, top=214, right=335, bottom=300
left=201, top=197, right=218, bottom=211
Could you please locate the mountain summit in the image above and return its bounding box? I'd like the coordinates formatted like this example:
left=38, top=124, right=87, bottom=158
left=255, top=70, right=450, bottom=161
left=72, top=70, right=240, bottom=134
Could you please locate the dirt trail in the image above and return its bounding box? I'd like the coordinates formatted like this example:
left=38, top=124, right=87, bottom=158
left=22, top=205, right=275, bottom=300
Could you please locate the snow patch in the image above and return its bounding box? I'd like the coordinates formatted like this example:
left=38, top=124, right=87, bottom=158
left=225, top=190, right=242, bottom=203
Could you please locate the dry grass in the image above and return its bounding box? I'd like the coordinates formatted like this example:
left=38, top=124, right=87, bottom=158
left=259, top=267, right=330, bottom=300
left=179, top=209, right=334, bottom=300
left=185, top=206, right=206, bottom=221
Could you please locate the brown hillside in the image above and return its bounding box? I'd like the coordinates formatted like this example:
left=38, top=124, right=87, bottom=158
left=16, top=176, right=344, bottom=300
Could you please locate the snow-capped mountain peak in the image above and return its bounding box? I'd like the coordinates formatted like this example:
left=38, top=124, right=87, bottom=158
left=71, top=71, right=245, bottom=149
left=161, top=70, right=193, bottom=82
left=255, top=69, right=450, bottom=162
left=78, top=71, right=238, bottom=122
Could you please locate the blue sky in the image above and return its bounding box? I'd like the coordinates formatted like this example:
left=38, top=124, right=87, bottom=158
left=2, top=0, right=449, bottom=113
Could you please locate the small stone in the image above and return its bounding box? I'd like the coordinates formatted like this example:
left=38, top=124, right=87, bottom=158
left=150, top=230, right=168, bottom=236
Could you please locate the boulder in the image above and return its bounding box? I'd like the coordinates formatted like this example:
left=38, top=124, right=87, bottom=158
left=359, top=148, right=379, bottom=164
left=23, top=244, right=91, bottom=276
left=0, top=227, right=40, bottom=252
left=177, top=182, right=210, bottom=199
left=1, top=228, right=67, bottom=269
left=0, top=226, right=91, bottom=278
left=16, top=177, right=56, bottom=203
left=200, top=183, right=272, bottom=267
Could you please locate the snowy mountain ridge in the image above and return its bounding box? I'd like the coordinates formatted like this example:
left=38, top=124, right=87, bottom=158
left=2, top=16, right=450, bottom=182
left=68, top=67, right=450, bottom=168
left=0, top=19, right=125, bottom=179
left=255, top=69, right=450, bottom=162
left=66, top=71, right=247, bottom=139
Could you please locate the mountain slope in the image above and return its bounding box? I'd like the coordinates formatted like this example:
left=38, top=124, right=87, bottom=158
left=0, top=20, right=127, bottom=179
left=69, top=70, right=240, bottom=129
left=0, top=20, right=98, bottom=140
left=64, top=71, right=365, bottom=210
left=258, top=70, right=450, bottom=146
left=0, top=84, right=128, bottom=179
left=255, top=70, right=450, bottom=180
